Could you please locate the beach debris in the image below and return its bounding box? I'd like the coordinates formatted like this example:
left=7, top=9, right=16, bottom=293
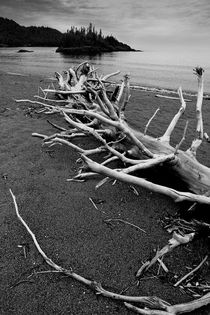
left=6, top=72, right=29, bottom=76
left=136, top=215, right=210, bottom=297
left=17, top=49, right=33, bottom=53
left=157, top=257, right=169, bottom=274
left=129, top=185, right=139, bottom=195
left=66, top=178, right=85, bottom=182
left=136, top=231, right=195, bottom=278
left=89, top=197, right=106, bottom=214
left=17, top=244, right=28, bottom=258
left=10, top=189, right=210, bottom=315
left=174, top=255, right=208, bottom=287
left=89, top=197, right=99, bottom=210
left=104, top=218, right=146, bottom=233
left=155, top=94, right=192, bottom=102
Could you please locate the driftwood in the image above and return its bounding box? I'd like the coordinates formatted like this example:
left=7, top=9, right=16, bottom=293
left=155, top=94, right=192, bottom=102
left=16, top=63, right=210, bottom=205
left=14, top=62, right=210, bottom=314
left=136, top=231, right=195, bottom=278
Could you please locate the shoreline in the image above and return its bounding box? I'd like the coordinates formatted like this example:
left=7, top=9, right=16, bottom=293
left=2, top=69, right=209, bottom=99
left=1, top=69, right=204, bottom=100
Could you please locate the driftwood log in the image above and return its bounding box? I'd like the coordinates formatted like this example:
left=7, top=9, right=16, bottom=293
left=20, top=63, right=210, bottom=205
left=15, top=62, right=210, bottom=314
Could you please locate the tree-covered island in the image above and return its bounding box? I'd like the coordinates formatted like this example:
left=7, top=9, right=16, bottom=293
left=56, top=23, right=138, bottom=54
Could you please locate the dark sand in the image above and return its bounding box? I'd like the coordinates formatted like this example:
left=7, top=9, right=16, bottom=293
left=0, top=71, right=209, bottom=314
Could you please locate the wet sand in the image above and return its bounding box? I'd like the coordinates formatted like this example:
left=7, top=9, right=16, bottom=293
left=0, top=71, right=209, bottom=314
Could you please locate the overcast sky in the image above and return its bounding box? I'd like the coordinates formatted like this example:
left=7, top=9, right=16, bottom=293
left=1, top=0, right=210, bottom=51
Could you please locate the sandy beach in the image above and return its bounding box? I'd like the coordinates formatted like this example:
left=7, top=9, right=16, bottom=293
left=0, top=71, right=209, bottom=314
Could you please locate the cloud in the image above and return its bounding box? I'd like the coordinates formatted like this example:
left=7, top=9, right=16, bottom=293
left=0, top=0, right=210, bottom=50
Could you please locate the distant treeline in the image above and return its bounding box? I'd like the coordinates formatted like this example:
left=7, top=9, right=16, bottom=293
left=0, top=17, right=62, bottom=47
left=57, top=23, right=135, bottom=54
left=0, top=17, right=138, bottom=54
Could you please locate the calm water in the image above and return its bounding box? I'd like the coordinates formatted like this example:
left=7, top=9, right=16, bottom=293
left=1, top=47, right=210, bottom=93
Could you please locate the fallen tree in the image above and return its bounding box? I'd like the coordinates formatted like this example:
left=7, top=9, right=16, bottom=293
left=14, top=62, right=210, bottom=314
left=17, top=63, right=210, bottom=205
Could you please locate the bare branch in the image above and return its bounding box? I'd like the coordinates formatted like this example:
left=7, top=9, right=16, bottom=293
left=125, top=302, right=170, bottom=315
left=99, top=82, right=119, bottom=120
left=104, top=218, right=146, bottom=233
left=82, top=156, right=210, bottom=204
left=61, top=107, right=155, bottom=159
left=119, top=74, right=131, bottom=120
left=46, top=120, right=67, bottom=131
left=144, top=108, right=160, bottom=135
left=102, top=70, right=120, bottom=81
left=45, top=137, right=105, bottom=156
left=62, top=111, right=147, bottom=164
left=43, top=89, right=86, bottom=95
left=155, top=94, right=192, bottom=102
left=34, top=95, right=70, bottom=103
left=68, top=68, right=78, bottom=85
left=174, top=120, right=188, bottom=154
left=120, top=154, right=176, bottom=174
left=187, top=67, right=204, bottom=157
left=86, top=83, right=110, bottom=116
left=15, top=99, right=55, bottom=109
left=174, top=255, right=208, bottom=287
left=159, top=87, right=186, bottom=144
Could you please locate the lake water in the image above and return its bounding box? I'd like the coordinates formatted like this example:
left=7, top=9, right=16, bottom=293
left=1, top=47, right=210, bottom=94
left=1, top=46, right=210, bottom=168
